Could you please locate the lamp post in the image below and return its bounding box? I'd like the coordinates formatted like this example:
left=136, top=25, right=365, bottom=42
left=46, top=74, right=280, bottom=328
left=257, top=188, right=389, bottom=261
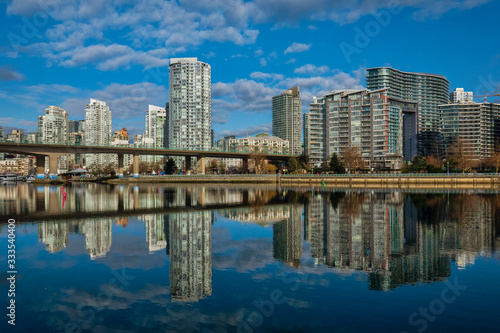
left=447, top=161, right=449, bottom=175
left=348, top=162, right=351, bottom=174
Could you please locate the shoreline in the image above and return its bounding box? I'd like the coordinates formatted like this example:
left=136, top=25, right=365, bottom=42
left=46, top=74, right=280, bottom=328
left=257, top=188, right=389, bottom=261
left=26, top=174, right=500, bottom=189
left=105, top=174, right=500, bottom=189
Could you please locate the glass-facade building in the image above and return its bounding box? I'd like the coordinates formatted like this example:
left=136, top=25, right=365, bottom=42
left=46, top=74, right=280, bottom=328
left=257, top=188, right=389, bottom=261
left=366, top=67, right=450, bottom=157
left=439, top=102, right=500, bottom=159
left=272, top=86, right=302, bottom=155
left=304, top=89, right=417, bottom=170
left=168, top=58, right=211, bottom=152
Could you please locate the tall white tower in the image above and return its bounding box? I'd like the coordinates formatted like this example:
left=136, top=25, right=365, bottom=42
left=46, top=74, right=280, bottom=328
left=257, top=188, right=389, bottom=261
left=168, top=58, right=211, bottom=168
left=85, top=98, right=112, bottom=167
left=272, top=87, right=302, bottom=155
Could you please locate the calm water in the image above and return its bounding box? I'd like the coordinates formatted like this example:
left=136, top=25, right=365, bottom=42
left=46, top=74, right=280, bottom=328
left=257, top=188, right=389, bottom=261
left=1, top=183, right=499, bottom=333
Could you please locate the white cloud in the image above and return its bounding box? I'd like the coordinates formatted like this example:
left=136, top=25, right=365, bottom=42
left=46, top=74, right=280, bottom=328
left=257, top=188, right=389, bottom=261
left=250, top=72, right=284, bottom=81
left=294, top=64, right=331, bottom=75
left=284, top=42, right=311, bottom=54
left=212, top=67, right=364, bottom=122
left=4, top=0, right=490, bottom=69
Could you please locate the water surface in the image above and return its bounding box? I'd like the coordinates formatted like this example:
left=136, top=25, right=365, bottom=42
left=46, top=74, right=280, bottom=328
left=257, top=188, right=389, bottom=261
left=1, top=183, right=499, bottom=332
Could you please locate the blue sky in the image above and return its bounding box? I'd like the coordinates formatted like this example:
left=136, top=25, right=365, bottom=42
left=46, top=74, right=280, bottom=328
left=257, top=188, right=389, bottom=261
left=0, top=0, right=499, bottom=140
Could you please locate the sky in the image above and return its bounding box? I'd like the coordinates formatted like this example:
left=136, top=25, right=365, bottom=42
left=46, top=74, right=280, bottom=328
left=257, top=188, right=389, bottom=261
left=0, top=0, right=499, bottom=140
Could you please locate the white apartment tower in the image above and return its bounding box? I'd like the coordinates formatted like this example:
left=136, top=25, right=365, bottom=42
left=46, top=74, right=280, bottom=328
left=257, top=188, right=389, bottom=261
left=144, top=104, right=167, bottom=162
left=145, top=104, right=167, bottom=148
left=272, top=86, right=302, bottom=155
left=85, top=98, right=113, bottom=167
left=38, top=106, right=69, bottom=144
left=168, top=58, right=211, bottom=167
left=450, top=88, right=474, bottom=103
left=38, top=105, right=69, bottom=172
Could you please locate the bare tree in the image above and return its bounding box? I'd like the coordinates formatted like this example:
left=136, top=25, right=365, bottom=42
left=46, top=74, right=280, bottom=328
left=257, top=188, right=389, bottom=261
left=448, top=136, right=477, bottom=173
left=340, top=145, right=365, bottom=173
left=488, top=141, right=500, bottom=173
left=250, top=153, right=266, bottom=174
left=217, top=160, right=226, bottom=174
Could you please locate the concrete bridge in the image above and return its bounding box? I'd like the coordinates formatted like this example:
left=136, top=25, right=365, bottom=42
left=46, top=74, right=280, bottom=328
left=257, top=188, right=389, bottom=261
left=0, top=142, right=297, bottom=178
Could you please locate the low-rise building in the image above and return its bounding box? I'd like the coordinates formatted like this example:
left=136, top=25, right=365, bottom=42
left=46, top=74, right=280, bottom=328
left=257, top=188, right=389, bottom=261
left=0, top=156, right=36, bottom=175
left=229, top=134, right=289, bottom=155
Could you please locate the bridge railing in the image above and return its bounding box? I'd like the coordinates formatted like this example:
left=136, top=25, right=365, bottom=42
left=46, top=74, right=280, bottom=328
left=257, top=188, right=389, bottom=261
left=282, top=173, right=500, bottom=177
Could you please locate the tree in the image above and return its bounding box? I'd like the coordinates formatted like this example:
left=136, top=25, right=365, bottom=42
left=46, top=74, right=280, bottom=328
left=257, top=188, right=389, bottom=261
left=87, top=163, right=103, bottom=176
left=102, top=163, right=116, bottom=176
left=409, top=155, right=427, bottom=172
left=341, top=145, right=365, bottom=173
left=208, top=159, right=218, bottom=174
left=298, top=154, right=311, bottom=171
left=448, top=136, right=476, bottom=173
left=164, top=158, right=177, bottom=175
left=490, top=141, right=500, bottom=173
left=286, top=157, right=300, bottom=173
left=426, top=155, right=443, bottom=171
left=267, top=163, right=278, bottom=173
left=217, top=160, right=227, bottom=174
left=329, top=153, right=345, bottom=174
left=250, top=153, right=266, bottom=174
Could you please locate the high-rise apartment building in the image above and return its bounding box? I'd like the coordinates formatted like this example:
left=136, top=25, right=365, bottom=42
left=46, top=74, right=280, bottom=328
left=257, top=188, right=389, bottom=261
left=366, top=67, right=450, bottom=157
left=143, top=104, right=167, bottom=162
left=37, top=106, right=69, bottom=172
left=439, top=101, right=500, bottom=159
left=168, top=58, right=211, bottom=168
left=450, top=88, right=473, bottom=103
left=303, top=89, right=417, bottom=170
left=85, top=98, right=113, bottom=167
left=272, top=86, right=302, bottom=155
left=38, top=106, right=69, bottom=144
left=145, top=105, right=167, bottom=147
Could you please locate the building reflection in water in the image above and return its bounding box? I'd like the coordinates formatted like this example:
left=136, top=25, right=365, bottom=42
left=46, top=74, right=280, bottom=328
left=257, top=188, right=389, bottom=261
left=168, top=211, right=213, bottom=302
left=304, top=191, right=500, bottom=290
left=273, top=205, right=303, bottom=268
left=30, top=186, right=500, bottom=298
left=38, top=218, right=112, bottom=259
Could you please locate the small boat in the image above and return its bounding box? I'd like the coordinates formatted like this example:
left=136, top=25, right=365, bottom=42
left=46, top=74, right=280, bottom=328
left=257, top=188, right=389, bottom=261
left=26, top=175, right=36, bottom=182
left=1, top=173, right=17, bottom=182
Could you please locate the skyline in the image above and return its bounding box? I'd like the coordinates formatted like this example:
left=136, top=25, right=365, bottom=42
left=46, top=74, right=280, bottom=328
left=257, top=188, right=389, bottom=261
left=1, top=0, right=499, bottom=139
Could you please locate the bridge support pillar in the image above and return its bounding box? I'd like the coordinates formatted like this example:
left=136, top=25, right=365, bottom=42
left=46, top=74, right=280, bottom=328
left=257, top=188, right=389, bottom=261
left=197, top=156, right=206, bottom=175
left=36, top=155, right=46, bottom=179
left=48, top=153, right=60, bottom=179
left=133, top=154, right=139, bottom=178
left=117, top=154, right=124, bottom=177
left=185, top=156, right=191, bottom=172
left=242, top=158, right=249, bottom=174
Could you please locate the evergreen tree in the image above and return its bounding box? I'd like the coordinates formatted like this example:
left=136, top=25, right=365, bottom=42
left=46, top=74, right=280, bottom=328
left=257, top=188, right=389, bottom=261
left=329, top=153, right=345, bottom=174
left=286, top=157, right=300, bottom=173
left=164, top=158, right=178, bottom=175
left=410, top=155, right=427, bottom=172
